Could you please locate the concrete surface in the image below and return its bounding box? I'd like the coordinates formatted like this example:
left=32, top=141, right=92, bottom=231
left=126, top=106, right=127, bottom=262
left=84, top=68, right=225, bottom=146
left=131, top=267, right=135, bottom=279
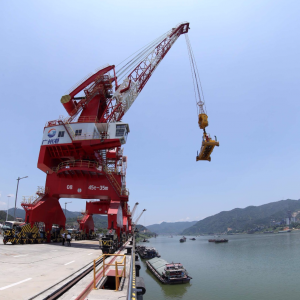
left=60, top=246, right=131, bottom=300
left=0, top=240, right=102, bottom=300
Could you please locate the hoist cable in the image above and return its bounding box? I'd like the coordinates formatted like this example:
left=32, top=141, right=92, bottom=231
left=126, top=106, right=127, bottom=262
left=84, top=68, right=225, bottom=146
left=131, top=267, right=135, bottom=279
left=185, top=34, right=206, bottom=114
left=186, top=34, right=207, bottom=113
left=116, top=31, right=170, bottom=78
left=185, top=35, right=199, bottom=117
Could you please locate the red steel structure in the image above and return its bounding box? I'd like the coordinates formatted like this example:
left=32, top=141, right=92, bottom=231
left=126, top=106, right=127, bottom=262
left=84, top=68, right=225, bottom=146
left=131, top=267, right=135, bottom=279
left=21, top=22, right=190, bottom=243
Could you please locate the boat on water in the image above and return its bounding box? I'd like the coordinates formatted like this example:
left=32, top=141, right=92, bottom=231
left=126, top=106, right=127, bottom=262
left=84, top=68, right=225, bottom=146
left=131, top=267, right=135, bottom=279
left=142, top=238, right=150, bottom=242
left=214, top=238, right=228, bottom=243
left=190, top=238, right=196, bottom=240
left=146, top=257, right=192, bottom=284
left=179, top=236, right=187, bottom=243
left=137, top=245, right=160, bottom=259
left=209, top=235, right=228, bottom=243
left=278, top=229, right=291, bottom=233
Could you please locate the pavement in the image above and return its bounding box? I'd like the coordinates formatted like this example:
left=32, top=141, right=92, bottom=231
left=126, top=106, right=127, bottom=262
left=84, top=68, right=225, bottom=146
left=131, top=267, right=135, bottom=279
left=0, top=239, right=102, bottom=300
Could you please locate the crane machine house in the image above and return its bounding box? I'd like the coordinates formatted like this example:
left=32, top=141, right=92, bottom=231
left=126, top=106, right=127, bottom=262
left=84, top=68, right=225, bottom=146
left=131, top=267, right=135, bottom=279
left=42, top=121, right=129, bottom=146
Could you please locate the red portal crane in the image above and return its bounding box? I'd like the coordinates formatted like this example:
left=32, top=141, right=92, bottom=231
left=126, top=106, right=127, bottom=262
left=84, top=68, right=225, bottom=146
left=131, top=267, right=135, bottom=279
left=22, top=22, right=193, bottom=243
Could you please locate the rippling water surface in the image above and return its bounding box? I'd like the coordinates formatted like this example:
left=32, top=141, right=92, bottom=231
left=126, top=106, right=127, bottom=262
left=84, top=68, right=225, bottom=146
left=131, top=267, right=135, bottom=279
left=139, top=232, right=300, bottom=300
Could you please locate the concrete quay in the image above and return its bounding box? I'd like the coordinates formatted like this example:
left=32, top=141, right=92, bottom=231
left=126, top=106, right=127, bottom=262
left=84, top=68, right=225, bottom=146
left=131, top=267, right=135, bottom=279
left=0, top=238, right=140, bottom=300
left=0, top=240, right=102, bottom=300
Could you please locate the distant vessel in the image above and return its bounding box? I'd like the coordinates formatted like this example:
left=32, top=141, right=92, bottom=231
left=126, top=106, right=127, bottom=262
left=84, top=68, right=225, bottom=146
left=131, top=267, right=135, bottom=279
left=209, top=235, right=228, bottom=243
left=215, top=238, right=228, bottom=243
left=179, top=236, right=186, bottom=243
left=190, top=238, right=196, bottom=241
left=146, top=257, right=192, bottom=284
left=278, top=229, right=291, bottom=233
left=137, top=245, right=160, bottom=259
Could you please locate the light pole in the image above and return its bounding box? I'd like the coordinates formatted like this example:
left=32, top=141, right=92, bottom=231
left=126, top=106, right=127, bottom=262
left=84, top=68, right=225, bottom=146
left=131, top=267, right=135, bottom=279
left=6, top=195, right=12, bottom=222
left=14, top=176, right=28, bottom=220
left=65, top=201, right=72, bottom=219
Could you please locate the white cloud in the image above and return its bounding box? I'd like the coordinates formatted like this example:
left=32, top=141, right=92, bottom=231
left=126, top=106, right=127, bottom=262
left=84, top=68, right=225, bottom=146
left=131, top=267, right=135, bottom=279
left=178, top=217, right=191, bottom=222
left=0, top=201, right=7, bottom=210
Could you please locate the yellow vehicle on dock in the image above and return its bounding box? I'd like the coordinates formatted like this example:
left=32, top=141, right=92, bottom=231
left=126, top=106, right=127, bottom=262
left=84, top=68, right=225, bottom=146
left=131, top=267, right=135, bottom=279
left=2, top=221, right=46, bottom=244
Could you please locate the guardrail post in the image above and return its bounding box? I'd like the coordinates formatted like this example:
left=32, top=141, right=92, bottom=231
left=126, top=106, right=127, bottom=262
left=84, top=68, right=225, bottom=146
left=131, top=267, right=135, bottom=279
left=93, top=259, right=96, bottom=289
left=124, top=256, right=126, bottom=278
left=103, top=255, right=105, bottom=276
left=115, top=260, right=119, bottom=291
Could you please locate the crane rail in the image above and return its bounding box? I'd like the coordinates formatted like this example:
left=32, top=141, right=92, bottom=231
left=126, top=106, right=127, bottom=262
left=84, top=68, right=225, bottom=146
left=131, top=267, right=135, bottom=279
left=28, top=257, right=104, bottom=300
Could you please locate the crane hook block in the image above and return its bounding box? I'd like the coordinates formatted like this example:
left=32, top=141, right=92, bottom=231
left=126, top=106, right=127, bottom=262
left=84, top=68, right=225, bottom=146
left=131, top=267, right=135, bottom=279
left=61, top=94, right=76, bottom=116
left=196, top=133, right=219, bottom=162
left=198, top=113, right=209, bottom=129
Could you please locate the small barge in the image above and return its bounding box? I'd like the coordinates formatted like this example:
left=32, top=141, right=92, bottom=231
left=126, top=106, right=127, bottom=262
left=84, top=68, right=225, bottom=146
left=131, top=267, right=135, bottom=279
left=146, top=257, right=192, bottom=284
left=179, top=236, right=186, bottom=243
left=137, top=245, right=160, bottom=259
left=215, top=239, right=228, bottom=243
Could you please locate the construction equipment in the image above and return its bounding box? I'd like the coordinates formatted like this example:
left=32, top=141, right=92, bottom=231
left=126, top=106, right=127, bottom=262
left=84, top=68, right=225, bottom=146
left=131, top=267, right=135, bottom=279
left=185, top=34, right=219, bottom=161
left=132, top=209, right=146, bottom=231
left=99, top=229, right=120, bottom=254
left=20, top=22, right=217, bottom=244
left=2, top=221, right=68, bottom=244
left=131, top=202, right=139, bottom=219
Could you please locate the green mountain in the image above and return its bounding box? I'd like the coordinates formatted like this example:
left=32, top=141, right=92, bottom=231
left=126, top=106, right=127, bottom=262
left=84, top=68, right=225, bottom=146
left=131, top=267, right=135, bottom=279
left=146, top=221, right=197, bottom=235
left=0, top=211, right=14, bottom=222
left=7, top=208, right=25, bottom=219
left=4, top=208, right=107, bottom=229
left=182, top=199, right=300, bottom=235
left=136, top=224, right=153, bottom=233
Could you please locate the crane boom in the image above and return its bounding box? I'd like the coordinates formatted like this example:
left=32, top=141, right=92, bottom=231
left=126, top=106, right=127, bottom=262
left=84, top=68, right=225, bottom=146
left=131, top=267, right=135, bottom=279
left=133, top=209, right=146, bottom=227
left=109, top=22, right=190, bottom=122
left=131, top=202, right=139, bottom=219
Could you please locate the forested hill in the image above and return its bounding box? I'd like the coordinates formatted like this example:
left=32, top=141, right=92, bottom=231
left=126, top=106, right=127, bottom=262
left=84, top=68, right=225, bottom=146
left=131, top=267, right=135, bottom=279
left=182, top=199, right=300, bottom=235
left=146, top=221, right=197, bottom=234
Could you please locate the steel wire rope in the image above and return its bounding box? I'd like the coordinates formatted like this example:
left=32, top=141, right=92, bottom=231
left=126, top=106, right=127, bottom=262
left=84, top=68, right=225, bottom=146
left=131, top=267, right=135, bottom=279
left=186, top=34, right=207, bottom=113
left=116, top=44, right=159, bottom=81
left=185, top=35, right=199, bottom=117
left=185, top=34, right=207, bottom=115
left=186, top=35, right=203, bottom=111
left=115, top=31, right=172, bottom=89
left=115, top=30, right=171, bottom=74
left=115, top=33, right=170, bottom=84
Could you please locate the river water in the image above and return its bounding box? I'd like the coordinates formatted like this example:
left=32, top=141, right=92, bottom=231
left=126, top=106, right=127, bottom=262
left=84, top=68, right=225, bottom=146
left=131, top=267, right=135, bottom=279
left=138, top=232, right=300, bottom=300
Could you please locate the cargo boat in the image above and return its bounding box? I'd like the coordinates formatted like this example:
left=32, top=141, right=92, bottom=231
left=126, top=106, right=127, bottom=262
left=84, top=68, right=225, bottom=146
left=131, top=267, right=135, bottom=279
left=179, top=236, right=186, bottom=243
left=146, top=257, right=192, bottom=284
left=215, top=238, right=228, bottom=243
left=137, top=245, right=160, bottom=259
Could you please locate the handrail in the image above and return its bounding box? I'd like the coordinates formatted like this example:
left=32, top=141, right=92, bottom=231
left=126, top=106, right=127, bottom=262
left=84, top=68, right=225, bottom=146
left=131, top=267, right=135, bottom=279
left=53, top=160, right=100, bottom=173
left=126, top=237, right=135, bottom=300
left=93, top=254, right=126, bottom=291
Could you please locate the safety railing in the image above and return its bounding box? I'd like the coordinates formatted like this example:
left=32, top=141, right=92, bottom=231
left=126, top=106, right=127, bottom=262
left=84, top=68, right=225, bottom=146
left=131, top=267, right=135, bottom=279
left=22, top=195, right=39, bottom=204
left=72, top=132, right=109, bottom=141
left=77, top=116, right=99, bottom=123
left=127, top=237, right=135, bottom=300
left=52, top=160, right=100, bottom=173
left=93, top=254, right=126, bottom=291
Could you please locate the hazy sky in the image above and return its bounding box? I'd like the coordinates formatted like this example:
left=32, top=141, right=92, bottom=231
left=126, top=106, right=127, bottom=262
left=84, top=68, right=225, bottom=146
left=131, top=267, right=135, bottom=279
left=0, top=1, right=299, bottom=226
